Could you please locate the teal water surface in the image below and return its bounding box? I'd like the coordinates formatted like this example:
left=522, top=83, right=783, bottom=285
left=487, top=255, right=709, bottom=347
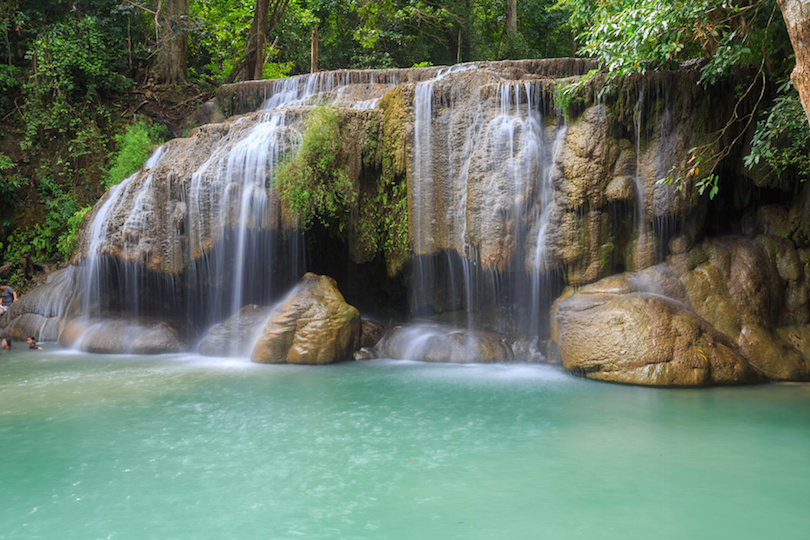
left=1, top=346, right=808, bottom=539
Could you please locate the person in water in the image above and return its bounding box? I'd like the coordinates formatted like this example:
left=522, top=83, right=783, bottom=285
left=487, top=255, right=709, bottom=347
left=26, top=336, right=42, bottom=350
left=0, top=283, right=17, bottom=315
left=1, top=337, right=12, bottom=349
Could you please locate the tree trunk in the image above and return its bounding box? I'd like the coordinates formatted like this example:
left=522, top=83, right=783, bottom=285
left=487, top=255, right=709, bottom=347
left=778, top=0, right=810, bottom=122
left=153, top=0, right=189, bottom=84
left=229, top=0, right=290, bottom=82
left=506, top=0, right=517, bottom=36
left=311, top=25, right=319, bottom=73
left=253, top=0, right=269, bottom=79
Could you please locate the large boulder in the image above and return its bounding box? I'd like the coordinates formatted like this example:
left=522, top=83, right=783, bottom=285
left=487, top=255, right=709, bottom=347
left=375, top=323, right=514, bottom=363
left=198, top=304, right=271, bottom=357
left=0, top=267, right=75, bottom=342
left=552, top=234, right=810, bottom=385
left=59, top=317, right=187, bottom=354
left=554, top=288, right=764, bottom=386
left=251, top=273, right=360, bottom=364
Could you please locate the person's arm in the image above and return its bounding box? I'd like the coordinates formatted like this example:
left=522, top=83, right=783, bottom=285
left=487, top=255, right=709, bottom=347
left=12, top=290, right=17, bottom=302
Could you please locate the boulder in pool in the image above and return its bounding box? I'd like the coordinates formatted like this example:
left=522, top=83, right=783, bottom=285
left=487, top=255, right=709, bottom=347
left=251, top=273, right=360, bottom=364
left=375, top=323, right=514, bottom=363
left=198, top=304, right=271, bottom=357
left=360, top=318, right=386, bottom=348
left=59, top=317, right=187, bottom=354
left=553, top=286, right=764, bottom=386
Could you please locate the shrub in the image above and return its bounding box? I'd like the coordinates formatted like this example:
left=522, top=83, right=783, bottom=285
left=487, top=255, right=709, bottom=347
left=105, top=121, right=169, bottom=188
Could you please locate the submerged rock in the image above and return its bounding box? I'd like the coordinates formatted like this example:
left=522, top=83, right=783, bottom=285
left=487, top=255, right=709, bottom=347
left=375, top=323, right=513, bottom=363
left=554, top=288, right=764, bottom=386
left=198, top=304, right=271, bottom=357
left=251, top=273, right=360, bottom=364
left=59, top=317, right=187, bottom=354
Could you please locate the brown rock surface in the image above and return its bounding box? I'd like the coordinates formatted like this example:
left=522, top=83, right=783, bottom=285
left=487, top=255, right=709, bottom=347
left=360, top=318, right=386, bottom=348
left=554, top=290, right=763, bottom=386
left=251, top=273, right=360, bottom=364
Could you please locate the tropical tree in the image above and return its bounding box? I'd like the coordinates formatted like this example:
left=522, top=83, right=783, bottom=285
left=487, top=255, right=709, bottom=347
left=777, top=0, right=810, bottom=121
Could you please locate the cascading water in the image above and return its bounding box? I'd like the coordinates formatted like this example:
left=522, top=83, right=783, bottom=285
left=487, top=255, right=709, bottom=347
left=67, top=70, right=437, bottom=351
left=409, top=68, right=568, bottom=341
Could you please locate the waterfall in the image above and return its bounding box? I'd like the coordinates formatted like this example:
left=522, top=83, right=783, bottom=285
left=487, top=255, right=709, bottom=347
left=409, top=68, right=566, bottom=338
left=59, top=59, right=708, bottom=356
left=69, top=70, right=418, bottom=349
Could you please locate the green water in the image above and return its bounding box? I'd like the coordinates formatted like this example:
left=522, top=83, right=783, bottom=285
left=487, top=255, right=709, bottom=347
left=1, top=346, right=808, bottom=539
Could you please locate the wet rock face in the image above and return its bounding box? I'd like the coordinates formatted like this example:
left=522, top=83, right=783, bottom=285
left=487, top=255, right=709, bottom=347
left=59, top=317, right=187, bottom=354
left=375, top=323, right=514, bottom=363
left=198, top=304, right=271, bottom=357
left=77, top=61, right=713, bottom=286
left=0, top=267, right=75, bottom=342
left=360, top=319, right=386, bottom=348
left=251, top=273, right=360, bottom=364
left=554, top=289, right=763, bottom=386
left=553, top=235, right=810, bottom=384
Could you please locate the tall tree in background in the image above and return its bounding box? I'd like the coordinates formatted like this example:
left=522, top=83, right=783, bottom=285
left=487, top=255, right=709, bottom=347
left=506, top=0, right=517, bottom=35
left=228, top=0, right=290, bottom=81
left=152, top=0, right=190, bottom=83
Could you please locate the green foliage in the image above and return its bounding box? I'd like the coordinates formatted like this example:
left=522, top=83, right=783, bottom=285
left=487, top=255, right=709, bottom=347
left=0, top=152, right=26, bottom=202
left=563, top=0, right=788, bottom=86
left=744, top=80, right=810, bottom=180
left=105, top=121, right=169, bottom=188
left=58, top=205, right=92, bottom=259
left=657, top=148, right=720, bottom=199
left=275, top=105, right=357, bottom=231
left=25, top=16, right=130, bottom=104
left=377, top=179, right=409, bottom=260
left=189, top=0, right=254, bottom=81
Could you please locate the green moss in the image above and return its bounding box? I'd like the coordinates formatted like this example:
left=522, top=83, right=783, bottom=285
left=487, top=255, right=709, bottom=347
left=599, top=238, right=615, bottom=273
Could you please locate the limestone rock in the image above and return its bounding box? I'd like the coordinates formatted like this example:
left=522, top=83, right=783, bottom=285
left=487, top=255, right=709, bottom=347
left=375, top=323, right=513, bottom=363
left=360, top=318, right=386, bottom=348
left=605, top=175, right=636, bottom=202
left=353, top=347, right=377, bottom=361
left=251, top=273, right=360, bottom=364
left=59, top=317, right=187, bottom=354
left=554, top=291, right=764, bottom=386
left=738, top=325, right=810, bottom=381
left=509, top=334, right=547, bottom=363
left=0, top=267, right=75, bottom=342
left=198, top=304, right=270, bottom=357
left=553, top=236, right=810, bottom=384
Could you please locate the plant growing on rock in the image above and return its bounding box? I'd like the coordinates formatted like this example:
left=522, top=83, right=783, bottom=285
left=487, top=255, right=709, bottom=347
left=105, top=121, right=169, bottom=188
left=275, top=105, right=357, bottom=231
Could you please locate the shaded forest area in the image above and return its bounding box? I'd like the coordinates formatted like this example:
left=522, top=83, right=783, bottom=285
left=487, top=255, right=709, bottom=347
left=0, top=0, right=806, bottom=291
